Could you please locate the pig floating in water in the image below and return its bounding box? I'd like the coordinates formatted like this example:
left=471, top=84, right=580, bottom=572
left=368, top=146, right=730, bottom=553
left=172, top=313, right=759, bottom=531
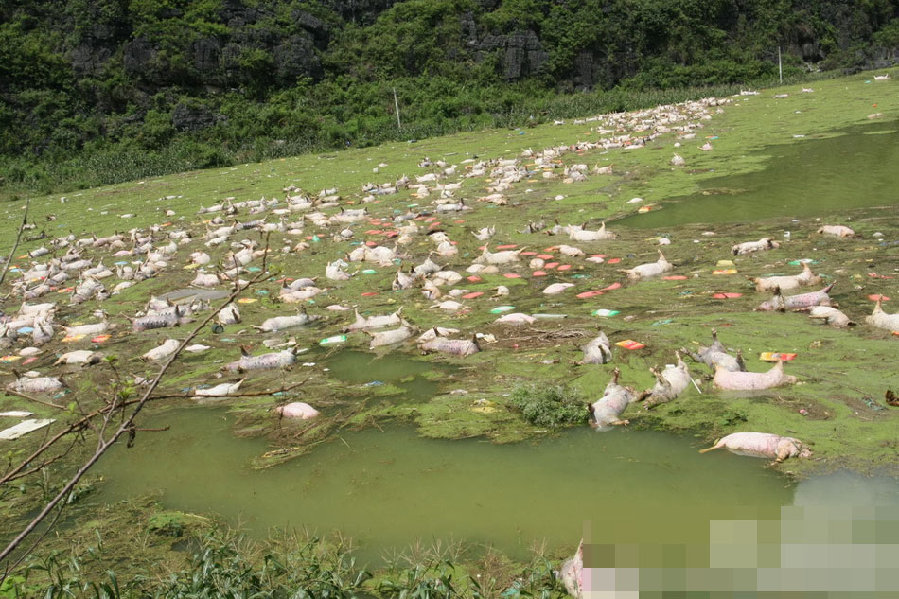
left=817, top=224, right=854, bottom=238
left=681, top=329, right=744, bottom=373
left=130, top=305, right=192, bottom=332
left=757, top=283, right=834, bottom=311
left=640, top=352, right=692, bottom=409
left=699, top=432, right=811, bottom=465
left=752, top=262, right=820, bottom=292
left=254, top=309, right=318, bottom=332
left=418, top=330, right=480, bottom=357
left=366, top=323, right=415, bottom=349
left=7, top=371, right=64, bottom=395
left=620, top=250, right=673, bottom=280
left=222, top=347, right=298, bottom=372
left=276, top=402, right=319, bottom=419
left=588, top=367, right=638, bottom=430
left=714, top=360, right=797, bottom=391
left=866, top=297, right=899, bottom=331
left=345, top=308, right=403, bottom=332
left=579, top=332, right=612, bottom=364
left=560, top=540, right=586, bottom=599
left=195, top=379, right=243, bottom=397
left=732, top=237, right=780, bottom=255
left=808, top=306, right=854, bottom=327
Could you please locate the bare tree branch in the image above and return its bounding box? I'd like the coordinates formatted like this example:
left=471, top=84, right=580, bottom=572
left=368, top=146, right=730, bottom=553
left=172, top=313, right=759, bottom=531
left=0, top=198, right=29, bottom=289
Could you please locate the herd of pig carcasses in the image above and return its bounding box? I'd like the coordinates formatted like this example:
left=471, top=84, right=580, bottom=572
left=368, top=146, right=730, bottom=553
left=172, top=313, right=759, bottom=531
left=2, top=94, right=897, bottom=452
left=2, top=94, right=898, bottom=595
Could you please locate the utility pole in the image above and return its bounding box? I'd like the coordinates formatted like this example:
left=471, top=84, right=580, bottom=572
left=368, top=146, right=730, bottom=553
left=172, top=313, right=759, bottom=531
left=393, top=87, right=401, bottom=130
left=778, top=46, right=783, bottom=84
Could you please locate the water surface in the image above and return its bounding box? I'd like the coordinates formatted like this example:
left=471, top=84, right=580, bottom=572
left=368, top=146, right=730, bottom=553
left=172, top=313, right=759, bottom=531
left=620, top=119, right=899, bottom=228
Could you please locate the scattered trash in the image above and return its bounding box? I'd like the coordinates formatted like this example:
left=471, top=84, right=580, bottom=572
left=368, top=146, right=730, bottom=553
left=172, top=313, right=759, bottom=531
left=652, top=319, right=674, bottom=326
left=868, top=294, right=891, bottom=301
left=760, top=352, right=797, bottom=362
left=362, top=380, right=384, bottom=387
left=462, top=291, right=484, bottom=299
left=663, top=275, right=688, bottom=280
left=616, top=340, right=645, bottom=350
left=0, top=355, right=22, bottom=362
left=237, top=298, right=257, bottom=304
left=320, top=335, right=347, bottom=346
left=713, top=269, right=738, bottom=275
left=0, top=419, right=56, bottom=440
left=489, top=306, right=516, bottom=314
left=713, top=292, right=743, bottom=299
left=591, top=309, right=620, bottom=317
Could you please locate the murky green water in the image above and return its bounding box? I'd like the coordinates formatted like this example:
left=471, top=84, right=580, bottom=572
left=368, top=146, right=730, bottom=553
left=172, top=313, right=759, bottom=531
left=323, top=349, right=446, bottom=399
left=97, top=407, right=899, bottom=595
left=620, top=120, right=899, bottom=229
left=98, top=407, right=787, bottom=561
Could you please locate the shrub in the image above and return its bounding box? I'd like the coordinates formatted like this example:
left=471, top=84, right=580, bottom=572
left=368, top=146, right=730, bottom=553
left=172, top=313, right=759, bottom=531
left=509, top=384, right=587, bottom=428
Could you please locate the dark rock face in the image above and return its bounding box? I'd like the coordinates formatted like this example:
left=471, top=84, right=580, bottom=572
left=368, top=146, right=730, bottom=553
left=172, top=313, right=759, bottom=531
left=172, top=102, right=217, bottom=131
left=274, top=34, right=322, bottom=80
left=123, top=37, right=155, bottom=77
left=478, top=30, right=547, bottom=80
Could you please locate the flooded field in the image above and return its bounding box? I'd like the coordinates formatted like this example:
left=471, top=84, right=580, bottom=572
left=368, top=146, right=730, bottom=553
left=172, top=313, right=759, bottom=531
left=620, top=119, right=899, bottom=228
left=97, top=407, right=899, bottom=594
left=3, top=71, right=899, bottom=594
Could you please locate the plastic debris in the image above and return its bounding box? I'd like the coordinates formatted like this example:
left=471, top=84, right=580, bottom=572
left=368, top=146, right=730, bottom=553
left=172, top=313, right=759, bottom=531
left=320, top=335, right=347, bottom=346
left=616, top=340, right=645, bottom=350
left=760, top=352, right=797, bottom=362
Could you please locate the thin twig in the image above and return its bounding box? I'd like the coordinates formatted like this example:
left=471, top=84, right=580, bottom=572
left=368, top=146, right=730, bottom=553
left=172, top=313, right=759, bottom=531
left=0, top=198, right=29, bottom=289
left=2, top=389, right=66, bottom=410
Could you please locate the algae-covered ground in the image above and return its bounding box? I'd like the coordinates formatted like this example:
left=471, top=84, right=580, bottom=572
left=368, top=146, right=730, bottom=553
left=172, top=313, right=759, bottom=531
left=2, top=70, right=899, bottom=583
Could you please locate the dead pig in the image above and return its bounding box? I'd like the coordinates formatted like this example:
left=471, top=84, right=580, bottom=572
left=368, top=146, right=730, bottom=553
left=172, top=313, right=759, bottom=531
left=714, top=360, right=797, bottom=391
left=418, top=331, right=480, bottom=357
left=681, top=329, right=745, bottom=373
left=588, top=367, right=638, bottom=430
left=732, top=237, right=780, bottom=255
left=865, top=297, right=899, bottom=331
left=254, top=310, right=318, bottom=332
left=817, top=224, right=855, bottom=238
left=7, top=372, right=64, bottom=395
left=757, top=283, right=834, bottom=311
left=752, top=262, right=820, bottom=292
left=640, top=352, right=693, bottom=409
left=130, top=306, right=192, bottom=332
left=620, top=250, right=673, bottom=280
left=579, top=332, right=612, bottom=364
left=700, top=432, right=811, bottom=465
left=345, top=308, right=403, bottom=332
left=808, top=306, right=855, bottom=327
left=366, top=323, right=415, bottom=349
left=222, top=347, right=299, bottom=372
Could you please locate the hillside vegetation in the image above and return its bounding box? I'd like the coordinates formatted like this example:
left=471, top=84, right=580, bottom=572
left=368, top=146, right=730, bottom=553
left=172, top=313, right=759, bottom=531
left=2, top=0, right=899, bottom=196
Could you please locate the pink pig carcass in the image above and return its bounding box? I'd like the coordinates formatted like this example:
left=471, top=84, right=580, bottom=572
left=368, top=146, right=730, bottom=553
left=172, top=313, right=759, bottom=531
left=713, top=360, right=797, bottom=391
left=699, top=432, right=812, bottom=464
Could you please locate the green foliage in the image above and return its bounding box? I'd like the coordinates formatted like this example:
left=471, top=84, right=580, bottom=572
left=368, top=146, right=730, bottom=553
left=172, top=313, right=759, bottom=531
left=149, top=532, right=371, bottom=598
left=1, top=0, right=898, bottom=198
left=509, top=384, right=588, bottom=428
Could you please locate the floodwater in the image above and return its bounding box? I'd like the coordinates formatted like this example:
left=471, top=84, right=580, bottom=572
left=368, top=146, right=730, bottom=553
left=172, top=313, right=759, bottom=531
left=94, top=121, right=899, bottom=594
left=619, top=119, right=899, bottom=229
left=98, top=408, right=899, bottom=594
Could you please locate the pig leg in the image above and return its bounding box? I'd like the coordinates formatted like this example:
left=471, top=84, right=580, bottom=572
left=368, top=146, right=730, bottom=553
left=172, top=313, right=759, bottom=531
left=698, top=439, right=724, bottom=453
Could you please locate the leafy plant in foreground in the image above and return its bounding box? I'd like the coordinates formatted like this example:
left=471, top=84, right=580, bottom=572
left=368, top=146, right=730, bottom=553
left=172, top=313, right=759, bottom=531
left=509, top=384, right=587, bottom=428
